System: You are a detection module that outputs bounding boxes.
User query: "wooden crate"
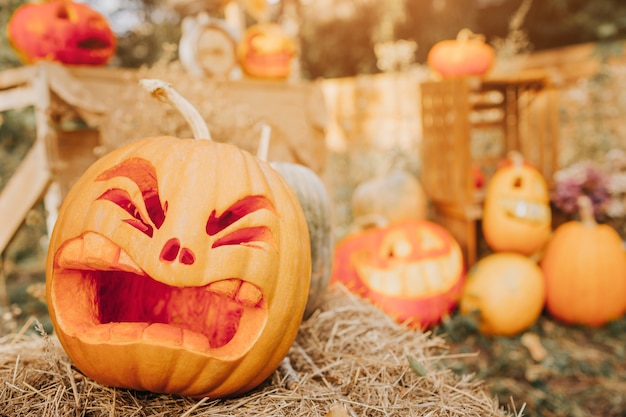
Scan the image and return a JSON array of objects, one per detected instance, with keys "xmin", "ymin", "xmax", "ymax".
[{"xmin": 420, "ymin": 71, "xmax": 559, "ymax": 266}]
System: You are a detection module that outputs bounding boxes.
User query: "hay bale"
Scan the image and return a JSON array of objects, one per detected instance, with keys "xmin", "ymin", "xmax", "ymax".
[{"xmin": 0, "ymin": 286, "xmax": 514, "ymax": 416}]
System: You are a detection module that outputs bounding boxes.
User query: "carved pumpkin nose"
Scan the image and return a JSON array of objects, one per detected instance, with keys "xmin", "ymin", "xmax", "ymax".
[{"xmin": 159, "ymin": 238, "xmax": 195, "ymax": 265}]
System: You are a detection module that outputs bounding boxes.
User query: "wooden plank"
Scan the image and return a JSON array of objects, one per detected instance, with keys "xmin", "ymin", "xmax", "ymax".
[
  {"xmin": 0, "ymin": 85, "xmax": 37, "ymax": 112},
  {"xmin": 0, "ymin": 65, "xmax": 37, "ymax": 90},
  {"xmin": 0, "ymin": 139, "xmax": 51, "ymax": 253}
]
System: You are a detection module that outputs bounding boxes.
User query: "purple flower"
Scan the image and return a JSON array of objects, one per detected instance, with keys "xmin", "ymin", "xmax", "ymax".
[{"xmin": 552, "ymin": 162, "xmax": 611, "ymax": 219}]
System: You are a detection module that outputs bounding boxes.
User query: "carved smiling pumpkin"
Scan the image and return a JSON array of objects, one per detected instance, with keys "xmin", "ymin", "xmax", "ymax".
[
  {"xmin": 331, "ymin": 220, "xmax": 465, "ymax": 329},
  {"xmin": 7, "ymin": 0, "xmax": 116, "ymax": 66},
  {"xmin": 482, "ymin": 153, "xmax": 552, "ymax": 256},
  {"xmin": 45, "ymin": 80, "xmax": 311, "ymax": 398},
  {"xmin": 237, "ymin": 23, "xmax": 295, "ymax": 80}
]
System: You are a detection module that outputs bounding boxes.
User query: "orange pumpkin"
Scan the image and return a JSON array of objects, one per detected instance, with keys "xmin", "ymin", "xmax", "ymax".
[
  {"xmin": 482, "ymin": 153, "xmax": 552, "ymax": 256},
  {"xmin": 459, "ymin": 252, "xmax": 546, "ymax": 336},
  {"xmin": 331, "ymin": 220, "xmax": 465, "ymax": 329},
  {"xmin": 45, "ymin": 80, "xmax": 311, "ymax": 398},
  {"xmin": 541, "ymin": 196, "xmax": 626, "ymax": 326},
  {"xmin": 237, "ymin": 23, "xmax": 295, "ymax": 80},
  {"xmin": 427, "ymin": 28, "xmax": 495, "ymax": 78},
  {"xmin": 7, "ymin": 0, "xmax": 116, "ymax": 66}
]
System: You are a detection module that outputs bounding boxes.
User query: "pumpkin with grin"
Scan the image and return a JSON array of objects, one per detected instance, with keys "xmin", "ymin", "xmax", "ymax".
[
  {"xmin": 7, "ymin": 0, "xmax": 116, "ymax": 65},
  {"xmin": 331, "ymin": 220, "xmax": 465, "ymax": 329},
  {"xmin": 482, "ymin": 152, "xmax": 552, "ymax": 255},
  {"xmin": 45, "ymin": 80, "xmax": 311, "ymax": 398}
]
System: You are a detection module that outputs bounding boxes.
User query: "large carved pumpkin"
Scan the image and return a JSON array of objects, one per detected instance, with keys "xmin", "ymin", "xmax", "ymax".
[
  {"xmin": 482, "ymin": 153, "xmax": 552, "ymax": 256},
  {"xmin": 45, "ymin": 80, "xmax": 311, "ymax": 398},
  {"xmin": 541, "ymin": 196, "xmax": 626, "ymax": 326},
  {"xmin": 331, "ymin": 220, "xmax": 465, "ymax": 329},
  {"xmin": 7, "ymin": 0, "xmax": 116, "ymax": 66}
]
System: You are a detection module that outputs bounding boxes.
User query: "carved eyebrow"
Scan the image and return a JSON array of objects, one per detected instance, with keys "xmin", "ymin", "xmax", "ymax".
[
  {"xmin": 95, "ymin": 157, "xmax": 166, "ymax": 229},
  {"xmin": 97, "ymin": 188, "xmax": 155, "ymax": 237},
  {"xmin": 206, "ymin": 195, "xmax": 276, "ymax": 236}
]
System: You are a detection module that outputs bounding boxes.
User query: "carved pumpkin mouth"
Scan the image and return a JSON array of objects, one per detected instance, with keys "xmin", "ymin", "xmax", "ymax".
[
  {"xmin": 354, "ymin": 249, "xmax": 463, "ymax": 298},
  {"xmin": 50, "ymin": 232, "xmax": 267, "ymax": 360},
  {"xmin": 77, "ymin": 37, "xmax": 113, "ymax": 51},
  {"xmin": 499, "ymin": 198, "xmax": 550, "ymax": 223},
  {"xmin": 351, "ymin": 228, "xmax": 464, "ymax": 298}
]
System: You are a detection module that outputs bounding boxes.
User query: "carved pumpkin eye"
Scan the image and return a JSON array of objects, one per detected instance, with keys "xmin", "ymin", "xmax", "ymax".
[
  {"xmin": 207, "ymin": 195, "xmax": 277, "ymax": 249},
  {"xmin": 97, "ymin": 188, "xmax": 154, "ymax": 237}
]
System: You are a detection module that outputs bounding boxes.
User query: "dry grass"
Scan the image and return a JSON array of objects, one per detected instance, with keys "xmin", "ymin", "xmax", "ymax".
[{"xmin": 0, "ymin": 285, "xmax": 518, "ymax": 417}]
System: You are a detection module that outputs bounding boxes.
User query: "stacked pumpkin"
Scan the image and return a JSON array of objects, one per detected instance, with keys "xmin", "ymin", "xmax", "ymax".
[
  {"xmin": 459, "ymin": 153, "xmax": 550, "ymax": 336},
  {"xmin": 427, "ymin": 28, "xmax": 495, "ymax": 78},
  {"xmin": 331, "ymin": 170, "xmax": 466, "ymax": 329}
]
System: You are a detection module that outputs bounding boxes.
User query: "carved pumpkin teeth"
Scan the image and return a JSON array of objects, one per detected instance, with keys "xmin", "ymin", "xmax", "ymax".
[
  {"xmin": 53, "ymin": 233, "xmax": 267, "ymax": 357},
  {"xmin": 206, "ymin": 279, "xmax": 264, "ymax": 307},
  {"xmin": 57, "ymin": 232, "xmax": 143, "ymax": 274},
  {"xmin": 236, "ymin": 282, "xmax": 264, "ymax": 307},
  {"xmin": 499, "ymin": 198, "xmax": 550, "ymax": 223},
  {"xmin": 355, "ymin": 245, "xmax": 464, "ymax": 297},
  {"xmin": 206, "ymin": 278, "xmax": 240, "ymax": 298}
]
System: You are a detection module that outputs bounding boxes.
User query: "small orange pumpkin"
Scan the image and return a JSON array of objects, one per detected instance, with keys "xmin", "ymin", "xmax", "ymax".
[
  {"xmin": 482, "ymin": 153, "xmax": 552, "ymax": 256},
  {"xmin": 45, "ymin": 80, "xmax": 311, "ymax": 398},
  {"xmin": 541, "ymin": 196, "xmax": 626, "ymax": 326},
  {"xmin": 237, "ymin": 23, "xmax": 295, "ymax": 80},
  {"xmin": 427, "ymin": 28, "xmax": 495, "ymax": 78},
  {"xmin": 331, "ymin": 220, "xmax": 465, "ymax": 329},
  {"xmin": 7, "ymin": 0, "xmax": 116, "ymax": 66},
  {"xmin": 459, "ymin": 252, "xmax": 546, "ymax": 336}
]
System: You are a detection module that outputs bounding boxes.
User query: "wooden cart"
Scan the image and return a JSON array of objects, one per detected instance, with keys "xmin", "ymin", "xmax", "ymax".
[{"xmin": 420, "ymin": 71, "xmax": 560, "ymax": 266}]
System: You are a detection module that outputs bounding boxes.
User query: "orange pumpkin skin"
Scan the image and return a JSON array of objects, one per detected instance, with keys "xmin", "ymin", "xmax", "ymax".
[
  {"xmin": 237, "ymin": 23, "xmax": 295, "ymax": 80},
  {"xmin": 331, "ymin": 220, "xmax": 465, "ymax": 329},
  {"xmin": 460, "ymin": 253, "xmax": 545, "ymax": 336},
  {"xmin": 482, "ymin": 158, "xmax": 551, "ymax": 256},
  {"xmin": 7, "ymin": 1, "xmax": 116, "ymax": 65},
  {"xmin": 541, "ymin": 207, "xmax": 626, "ymax": 326},
  {"xmin": 427, "ymin": 30, "xmax": 495, "ymax": 78},
  {"xmin": 46, "ymin": 137, "xmax": 311, "ymax": 398}
]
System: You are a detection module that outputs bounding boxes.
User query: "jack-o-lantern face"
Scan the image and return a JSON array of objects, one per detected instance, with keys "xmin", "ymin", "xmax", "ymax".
[
  {"xmin": 237, "ymin": 23, "xmax": 295, "ymax": 80},
  {"xmin": 46, "ymin": 137, "xmax": 311, "ymax": 398},
  {"xmin": 7, "ymin": 1, "xmax": 116, "ymax": 65},
  {"xmin": 331, "ymin": 220, "xmax": 465, "ymax": 329},
  {"xmin": 482, "ymin": 157, "xmax": 551, "ymax": 255}
]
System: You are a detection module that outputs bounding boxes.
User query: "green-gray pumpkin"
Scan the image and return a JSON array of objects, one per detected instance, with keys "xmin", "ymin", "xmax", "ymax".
[{"xmin": 271, "ymin": 162, "xmax": 334, "ymax": 318}]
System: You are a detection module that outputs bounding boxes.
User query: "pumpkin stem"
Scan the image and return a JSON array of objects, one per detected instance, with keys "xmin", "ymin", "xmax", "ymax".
[
  {"xmin": 139, "ymin": 78, "xmax": 212, "ymax": 141},
  {"xmin": 456, "ymin": 28, "xmax": 485, "ymax": 43},
  {"xmin": 256, "ymin": 124, "xmax": 272, "ymax": 162},
  {"xmin": 577, "ymin": 195, "xmax": 597, "ymax": 228},
  {"xmin": 508, "ymin": 150, "xmax": 524, "ymax": 169}
]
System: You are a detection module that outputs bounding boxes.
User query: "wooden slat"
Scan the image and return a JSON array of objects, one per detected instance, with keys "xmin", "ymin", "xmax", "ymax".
[
  {"xmin": 0, "ymin": 139, "xmax": 51, "ymax": 252},
  {"xmin": 0, "ymin": 65, "xmax": 37, "ymax": 90},
  {"xmin": 0, "ymin": 85, "xmax": 37, "ymax": 112}
]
